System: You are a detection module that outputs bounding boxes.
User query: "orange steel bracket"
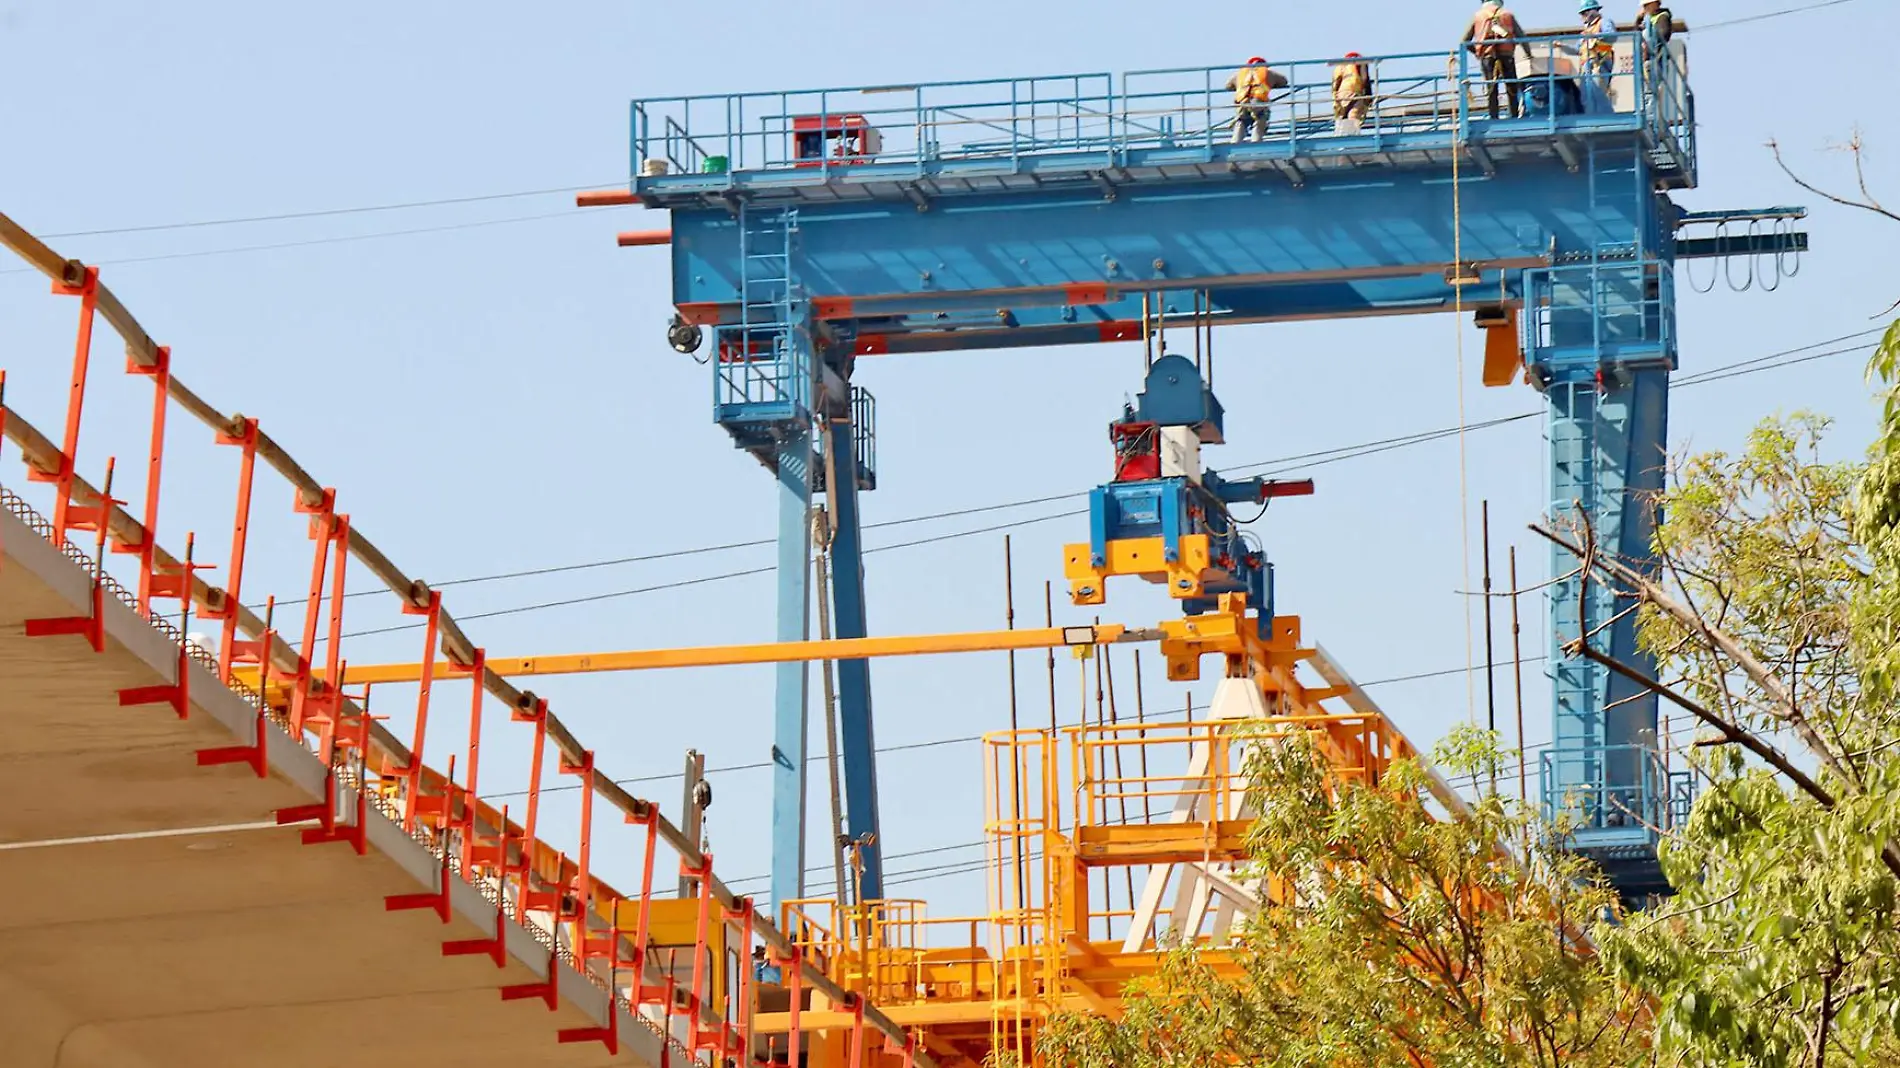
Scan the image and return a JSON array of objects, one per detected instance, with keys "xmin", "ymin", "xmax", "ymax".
[
  {"xmin": 25, "ymin": 462, "xmax": 120, "ymax": 654},
  {"xmin": 32, "ymin": 265, "xmax": 99, "ymax": 545},
  {"xmin": 556, "ymin": 1010, "xmax": 621, "ymax": 1055},
  {"xmin": 846, "ymin": 995, "xmax": 867, "ymax": 1068},
  {"xmin": 617, "ymin": 229, "xmax": 672, "ymax": 247},
  {"xmin": 1481, "ymin": 307, "xmax": 1523, "ymax": 387},
  {"xmin": 196, "ymin": 689, "xmax": 271, "ymax": 778},
  {"xmin": 276, "ymin": 767, "xmax": 369, "ymax": 855},
  {"xmin": 725, "ymin": 896, "xmax": 759, "ymax": 1058},
  {"xmin": 577, "ymin": 189, "xmax": 638, "ymax": 207},
  {"xmin": 500, "ymin": 945, "xmax": 562, "ymax": 1012},
  {"xmin": 511, "ymin": 696, "xmax": 553, "ymax": 924},
  {"xmin": 684, "ymin": 852, "xmax": 717, "ymax": 1051},
  {"xmin": 626, "ymin": 805, "xmax": 662, "ymax": 1016},
  {"xmin": 442, "ymin": 901, "xmax": 511, "ymax": 969},
  {"xmin": 288, "ymin": 491, "xmax": 341, "ymax": 735},
  {"xmin": 119, "ymin": 532, "xmax": 212, "ymax": 719},
  {"xmin": 201, "ymin": 418, "xmax": 260, "ymax": 682},
  {"xmin": 385, "ymin": 848, "xmax": 457, "ymax": 925},
  {"xmin": 395, "ymin": 589, "xmax": 444, "ymax": 833},
  {"xmin": 449, "ymin": 648, "xmax": 488, "ymax": 871},
  {"xmin": 115, "ymin": 345, "xmax": 173, "ymax": 616}
]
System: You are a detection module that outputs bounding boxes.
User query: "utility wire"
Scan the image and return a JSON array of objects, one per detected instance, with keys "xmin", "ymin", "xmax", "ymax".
[
  {"xmin": 1, "ymin": 209, "xmax": 618, "ymax": 275},
  {"xmin": 38, "ymin": 181, "xmax": 626, "ymax": 239},
  {"xmin": 1698, "ymin": 0, "xmax": 1860, "ymax": 31},
  {"xmin": 301, "ymin": 328, "xmax": 1871, "ymax": 632}
]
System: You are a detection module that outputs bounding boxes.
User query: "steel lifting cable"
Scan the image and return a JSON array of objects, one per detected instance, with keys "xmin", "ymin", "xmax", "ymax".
[{"xmin": 1450, "ymin": 74, "xmax": 1479, "ymax": 727}]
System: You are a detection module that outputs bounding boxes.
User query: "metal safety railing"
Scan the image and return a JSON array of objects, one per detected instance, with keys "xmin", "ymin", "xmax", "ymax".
[
  {"xmin": 629, "ymin": 33, "xmax": 1689, "ymax": 183},
  {"xmin": 0, "ymin": 211, "xmax": 933, "ymax": 1068},
  {"xmin": 1523, "ymin": 258, "xmax": 1678, "ymax": 373},
  {"xmin": 1541, "ymin": 743, "xmax": 1696, "ymax": 844}
]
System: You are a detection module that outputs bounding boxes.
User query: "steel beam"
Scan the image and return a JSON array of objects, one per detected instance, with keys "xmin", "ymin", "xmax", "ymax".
[
  {"xmin": 824, "ymin": 416, "xmax": 882, "ymax": 900},
  {"xmin": 243, "ymin": 623, "xmax": 1143, "ymax": 688},
  {"xmin": 771, "ymin": 430, "xmax": 815, "ymax": 913}
]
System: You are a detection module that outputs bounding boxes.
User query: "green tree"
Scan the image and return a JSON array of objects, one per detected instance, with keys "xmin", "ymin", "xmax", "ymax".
[
  {"xmin": 1551, "ymin": 412, "xmax": 1900, "ymax": 1067},
  {"xmin": 1037, "ymin": 728, "xmax": 1646, "ymax": 1068}
]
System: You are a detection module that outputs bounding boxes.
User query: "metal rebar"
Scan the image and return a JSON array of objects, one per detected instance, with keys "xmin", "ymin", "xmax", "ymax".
[
  {"xmin": 1481, "ymin": 500, "xmax": 1498, "ymax": 794},
  {"xmin": 1510, "ymin": 546, "xmax": 1529, "ymax": 804}
]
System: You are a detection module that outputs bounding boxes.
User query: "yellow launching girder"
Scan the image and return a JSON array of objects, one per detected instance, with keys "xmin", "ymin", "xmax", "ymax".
[{"xmin": 233, "ymin": 621, "xmax": 1174, "ymax": 691}]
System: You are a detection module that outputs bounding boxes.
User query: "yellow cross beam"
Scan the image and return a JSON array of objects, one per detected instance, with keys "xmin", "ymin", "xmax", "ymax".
[{"xmin": 232, "ymin": 622, "xmax": 1164, "ymax": 691}]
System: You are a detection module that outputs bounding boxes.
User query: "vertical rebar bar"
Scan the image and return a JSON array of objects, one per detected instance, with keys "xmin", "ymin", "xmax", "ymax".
[
  {"xmin": 1482, "ymin": 500, "xmax": 1498, "ymax": 794},
  {"xmin": 1003, "ymin": 535, "xmax": 1027, "ymax": 918},
  {"xmin": 1510, "ymin": 546, "xmax": 1529, "ymax": 804}
]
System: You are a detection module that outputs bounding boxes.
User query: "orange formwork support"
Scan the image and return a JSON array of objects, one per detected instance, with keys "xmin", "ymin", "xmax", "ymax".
[
  {"xmin": 626, "ymin": 806, "xmax": 662, "ymax": 1017},
  {"xmin": 511, "ymin": 697, "xmax": 552, "ymax": 925},
  {"xmin": 396, "ymin": 589, "xmax": 444, "ymax": 833},
  {"xmin": 450, "ymin": 648, "xmax": 489, "ymax": 872},
  {"xmin": 117, "ymin": 344, "xmax": 172, "ymax": 617},
  {"xmin": 200, "ymin": 418, "xmax": 261, "ymax": 683},
  {"xmin": 30, "ymin": 265, "xmax": 99, "ymax": 546},
  {"xmin": 118, "ymin": 532, "xmax": 212, "ymax": 720},
  {"xmin": 385, "ymin": 848, "xmax": 457, "ymax": 925},
  {"xmin": 24, "ymin": 459, "xmax": 121, "ymax": 654},
  {"xmin": 275, "ymin": 766, "xmax": 369, "ymax": 855}
]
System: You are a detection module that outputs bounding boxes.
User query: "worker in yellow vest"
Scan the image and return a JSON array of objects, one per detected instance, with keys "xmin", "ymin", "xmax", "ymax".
[
  {"xmin": 1579, "ymin": 0, "xmax": 1615, "ymax": 95},
  {"xmin": 1225, "ymin": 57, "xmax": 1289, "ymax": 143},
  {"xmin": 1462, "ymin": 1, "xmax": 1533, "ymax": 119},
  {"xmin": 1332, "ymin": 52, "xmax": 1373, "ymax": 135}
]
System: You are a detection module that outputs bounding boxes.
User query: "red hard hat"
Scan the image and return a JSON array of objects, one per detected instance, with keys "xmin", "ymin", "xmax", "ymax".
[
  {"xmin": 1345, "ymin": 51, "xmax": 1362, "ymax": 58},
  {"xmin": 1248, "ymin": 56, "xmax": 1265, "ymax": 64}
]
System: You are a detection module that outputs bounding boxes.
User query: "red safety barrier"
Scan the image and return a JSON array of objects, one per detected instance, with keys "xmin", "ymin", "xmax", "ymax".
[
  {"xmin": 202, "ymin": 417, "xmax": 260, "ymax": 680},
  {"xmin": 24, "ymin": 458, "xmax": 119, "ymax": 653},
  {"xmin": 275, "ymin": 767, "xmax": 368, "ymax": 855},
  {"xmin": 396, "ymin": 589, "xmax": 443, "ymax": 833},
  {"xmin": 32, "ymin": 265, "xmax": 99, "ymax": 545}
]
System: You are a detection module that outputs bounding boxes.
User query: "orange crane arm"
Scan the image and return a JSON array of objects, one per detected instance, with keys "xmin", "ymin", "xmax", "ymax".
[{"xmin": 236, "ymin": 623, "xmax": 1159, "ymax": 689}]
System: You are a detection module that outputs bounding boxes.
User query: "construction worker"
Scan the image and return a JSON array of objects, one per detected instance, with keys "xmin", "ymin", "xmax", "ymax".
[
  {"xmin": 1462, "ymin": 1, "xmax": 1534, "ymax": 119},
  {"xmin": 1579, "ymin": 0, "xmax": 1615, "ymax": 96},
  {"xmin": 1638, "ymin": 0, "xmax": 1674, "ymax": 49},
  {"xmin": 1332, "ymin": 52, "xmax": 1373, "ymax": 134},
  {"xmin": 1226, "ymin": 57, "xmax": 1288, "ymax": 144}
]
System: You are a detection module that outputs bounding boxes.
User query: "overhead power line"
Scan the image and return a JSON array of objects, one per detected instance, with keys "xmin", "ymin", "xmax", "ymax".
[
  {"xmin": 38, "ymin": 181, "xmax": 627, "ymax": 239},
  {"xmin": 302, "ymin": 327, "xmax": 1880, "ymax": 636},
  {"xmin": 1698, "ymin": 0, "xmax": 1860, "ymax": 31}
]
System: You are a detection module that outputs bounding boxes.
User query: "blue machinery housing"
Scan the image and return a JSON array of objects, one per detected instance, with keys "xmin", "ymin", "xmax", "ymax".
[{"xmin": 622, "ymin": 31, "xmax": 1807, "ymax": 908}]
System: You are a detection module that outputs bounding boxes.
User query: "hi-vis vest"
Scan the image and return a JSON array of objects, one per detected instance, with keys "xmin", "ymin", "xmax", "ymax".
[
  {"xmin": 1234, "ymin": 65, "xmax": 1274, "ymax": 103},
  {"xmin": 1474, "ymin": 5, "xmax": 1515, "ymax": 55},
  {"xmin": 1582, "ymin": 13, "xmax": 1614, "ymax": 59}
]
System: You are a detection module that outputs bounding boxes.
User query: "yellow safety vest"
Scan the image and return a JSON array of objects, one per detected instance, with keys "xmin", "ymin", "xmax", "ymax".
[
  {"xmin": 1582, "ymin": 15, "xmax": 1614, "ymax": 58},
  {"xmin": 1234, "ymin": 66, "xmax": 1273, "ymax": 104}
]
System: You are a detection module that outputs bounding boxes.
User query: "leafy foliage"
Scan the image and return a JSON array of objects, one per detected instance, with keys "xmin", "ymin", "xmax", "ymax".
[
  {"xmin": 1037, "ymin": 728, "xmax": 1645, "ymax": 1068},
  {"xmin": 1598, "ymin": 401, "xmax": 1900, "ymax": 1067}
]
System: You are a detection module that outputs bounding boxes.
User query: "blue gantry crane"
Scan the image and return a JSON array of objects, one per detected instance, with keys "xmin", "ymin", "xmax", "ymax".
[{"xmin": 605, "ymin": 26, "xmax": 1807, "ymax": 909}]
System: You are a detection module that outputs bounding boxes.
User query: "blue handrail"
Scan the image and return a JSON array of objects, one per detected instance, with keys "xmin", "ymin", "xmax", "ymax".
[{"xmin": 626, "ymin": 33, "xmax": 1688, "ymax": 183}]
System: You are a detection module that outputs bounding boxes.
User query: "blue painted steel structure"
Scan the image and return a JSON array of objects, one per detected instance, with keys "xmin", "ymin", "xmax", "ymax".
[{"xmin": 619, "ymin": 31, "xmax": 1806, "ymax": 908}]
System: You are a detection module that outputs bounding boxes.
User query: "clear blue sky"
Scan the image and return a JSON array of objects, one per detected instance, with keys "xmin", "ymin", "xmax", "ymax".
[{"xmin": 0, "ymin": 0, "xmax": 1892, "ymax": 915}]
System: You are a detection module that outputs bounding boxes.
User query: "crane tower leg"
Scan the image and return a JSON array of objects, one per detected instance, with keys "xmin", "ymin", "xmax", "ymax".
[
  {"xmin": 823, "ymin": 416, "xmax": 882, "ymax": 901},
  {"xmin": 771, "ymin": 431, "xmax": 815, "ymax": 915}
]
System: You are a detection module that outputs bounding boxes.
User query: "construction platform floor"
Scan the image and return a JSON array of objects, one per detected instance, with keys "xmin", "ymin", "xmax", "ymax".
[{"xmin": 0, "ymin": 497, "xmax": 658, "ymax": 1068}]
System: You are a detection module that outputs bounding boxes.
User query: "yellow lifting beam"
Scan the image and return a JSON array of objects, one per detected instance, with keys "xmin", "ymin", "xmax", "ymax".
[{"xmin": 234, "ymin": 622, "xmax": 1160, "ymax": 690}]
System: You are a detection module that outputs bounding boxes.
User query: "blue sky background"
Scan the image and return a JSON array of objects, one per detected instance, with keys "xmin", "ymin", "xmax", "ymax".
[{"xmin": 1, "ymin": 0, "xmax": 1892, "ymax": 916}]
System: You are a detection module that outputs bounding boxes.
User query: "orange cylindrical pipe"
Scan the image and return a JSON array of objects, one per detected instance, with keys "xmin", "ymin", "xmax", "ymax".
[
  {"xmin": 576, "ymin": 189, "xmax": 638, "ymax": 207},
  {"xmin": 616, "ymin": 229, "xmax": 671, "ymax": 247}
]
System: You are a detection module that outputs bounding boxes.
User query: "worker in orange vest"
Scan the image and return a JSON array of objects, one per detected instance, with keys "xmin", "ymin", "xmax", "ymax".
[
  {"xmin": 1332, "ymin": 52, "xmax": 1373, "ymax": 134},
  {"xmin": 1226, "ymin": 57, "xmax": 1289, "ymax": 143},
  {"xmin": 1462, "ymin": 1, "xmax": 1533, "ymax": 119}
]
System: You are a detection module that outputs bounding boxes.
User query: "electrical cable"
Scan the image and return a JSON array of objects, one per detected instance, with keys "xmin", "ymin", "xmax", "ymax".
[
  {"xmin": 38, "ymin": 181, "xmax": 628, "ymax": 239},
  {"xmin": 1697, "ymin": 0, "xmax": 1860, "ymax": 31},
  {"xmin": 301, "ymin": 326, "xmax": 1865, "ymax": 634}
]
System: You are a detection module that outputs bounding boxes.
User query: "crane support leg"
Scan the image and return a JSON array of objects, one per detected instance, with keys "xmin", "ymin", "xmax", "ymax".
[
  {"xmin": 824, "ymin": 417, "xmax": 882, "ymax": 900},
  {"xmin": 772, "ymin": 431, "xmax": 815, "ymax": 915},
  {"xmin": 1544, "ymin": 368, "xmax": 1675, "ymax": 901}
]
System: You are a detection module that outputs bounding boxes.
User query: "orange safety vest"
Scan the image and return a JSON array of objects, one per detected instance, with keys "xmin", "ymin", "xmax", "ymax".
[
  {"xmin": 1581, "ymin": 13, "xmax": 1614, "ymax": 59},
  {"xmin": 1234, "ymin": 65, "xmax": 1274, "ymax": 104},
  {"xmin": 1473, "ymin": 5, "xmax": 1517, "ymax": 56}
]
